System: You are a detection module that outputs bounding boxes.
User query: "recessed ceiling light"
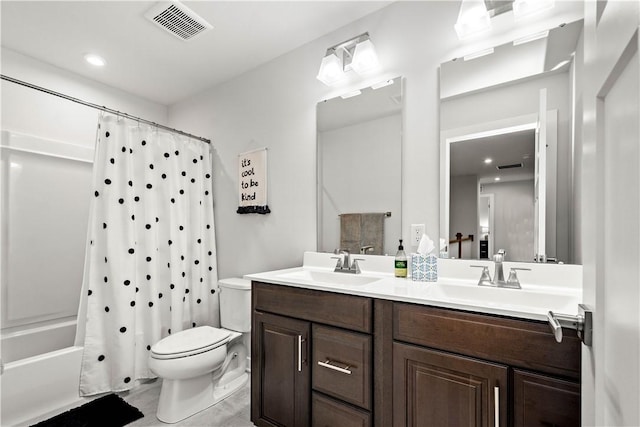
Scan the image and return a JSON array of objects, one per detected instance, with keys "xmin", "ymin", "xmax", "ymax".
[
  {"xmin": 84, "ymin": 54, "xmax": 106, "ymax": 67},
  {"xmin": 484, "ymin": 158, "xmax": 493, "ymax": 164},
  {"xmin": 494, "ymin": 177, "xmax": 501, "ymax": 181}
]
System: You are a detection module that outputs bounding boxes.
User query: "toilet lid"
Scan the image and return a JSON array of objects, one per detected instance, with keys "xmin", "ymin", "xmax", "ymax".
[{"xmin": 151, "ymin": 326, "xmax": 231, "ymax": 359}]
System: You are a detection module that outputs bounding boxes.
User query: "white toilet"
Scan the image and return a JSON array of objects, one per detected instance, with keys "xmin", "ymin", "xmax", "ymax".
[{"xmin": 149, "ymin": 278, "xmax": 251, "ymax": 423}]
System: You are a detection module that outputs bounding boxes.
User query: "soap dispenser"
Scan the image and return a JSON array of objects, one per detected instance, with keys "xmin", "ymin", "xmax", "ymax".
[{"xmin": 395, "ymin": 239, "xmax": 407, "ymax": 278}]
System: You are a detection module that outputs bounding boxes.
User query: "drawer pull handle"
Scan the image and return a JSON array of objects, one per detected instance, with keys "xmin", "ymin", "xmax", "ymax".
[{"xmin": 318, "ymin": 359, "xmax": 352, "ymax": 375}]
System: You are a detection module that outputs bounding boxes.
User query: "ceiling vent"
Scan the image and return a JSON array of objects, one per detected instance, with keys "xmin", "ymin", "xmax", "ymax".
[
  {"xmin": 145, "ymin": 2, "xmax": 212, "ymax": 41},
  {"xmin": 496, "ymin": 162, "xmax": 523, "ymax": 170}
]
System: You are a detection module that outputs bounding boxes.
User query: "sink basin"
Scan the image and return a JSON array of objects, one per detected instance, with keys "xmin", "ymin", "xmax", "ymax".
[
  {"xmin": 426, "ymin": 281, "xmax": 579, "ymax": 313},
  {"xmin": 278, "ymin": 269, "xmax": 382, "ymax": 286}
]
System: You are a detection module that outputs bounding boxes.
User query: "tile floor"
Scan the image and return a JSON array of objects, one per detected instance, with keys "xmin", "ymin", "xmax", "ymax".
[{"xmin": 122, "ymin": 378, "xmax": 255, "ymax": 427}]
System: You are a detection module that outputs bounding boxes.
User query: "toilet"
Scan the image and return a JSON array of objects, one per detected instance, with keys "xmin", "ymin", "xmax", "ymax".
[{"xmin": 149, "ymin": 278, "xmax": 251, "ymax": 423}]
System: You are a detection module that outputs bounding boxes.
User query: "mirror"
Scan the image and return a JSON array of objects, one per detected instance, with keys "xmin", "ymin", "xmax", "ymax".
[
  {"xmin": 317, "ymin": 77, "xmax": 403, "ymax": 256},
  {"xmin": 440, "ymin": 20, "xmax": 583, "ymax": 263}
]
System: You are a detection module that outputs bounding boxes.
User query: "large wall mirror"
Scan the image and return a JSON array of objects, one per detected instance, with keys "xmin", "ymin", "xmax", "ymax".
[
  {"xmin": 317, "ymin": 77, "xmax": 403, "ymax": 256},
  {"xmin": 440, "ymin": 20, "xmax": 583, "ymax": 264}
]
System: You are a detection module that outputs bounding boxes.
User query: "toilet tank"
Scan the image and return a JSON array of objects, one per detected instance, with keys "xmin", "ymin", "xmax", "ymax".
[{"xmin": 218, "ymin": 278, "xmax": 251, "ymax": 332}]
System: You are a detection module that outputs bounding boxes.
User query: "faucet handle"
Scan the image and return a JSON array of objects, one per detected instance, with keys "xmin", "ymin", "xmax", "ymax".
[
  {"xmin": 507, "ymin": 267, "xmax": 531, "ymax": 287},
  {"xmin": 330, "ymin": 256, "xmax": 343, "ymax": 269},
  {"xmin": 470, "ymin": 265, "xmax": 492, "ymax": 284},
  {"xmin": 352, "ymin": 258, "xmax": 365, "ymax": 273}
]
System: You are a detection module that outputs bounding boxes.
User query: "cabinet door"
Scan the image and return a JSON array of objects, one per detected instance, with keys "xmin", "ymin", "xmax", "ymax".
[
  {"xmin": 252, "ymin": 311, "xmax": 310, "ymax": 427},
  {"xmin": 393, "ymin": 342, "xmax": 508, "ymax": 427},
  {"xmin": 513, "ymin": 369, "xmax": 580, "ymax": 427}
]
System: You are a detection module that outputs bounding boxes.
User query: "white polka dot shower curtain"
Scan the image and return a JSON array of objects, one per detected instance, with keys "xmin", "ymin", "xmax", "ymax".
[{"xmin": 77, "ymin": 115, "xmax": 219, "ymax": 396}]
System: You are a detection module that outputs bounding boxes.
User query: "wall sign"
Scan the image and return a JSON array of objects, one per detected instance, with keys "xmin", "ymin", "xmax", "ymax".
[{"xmin": 237, "ymin": 147, "xmax": 270, "ymax": 214}]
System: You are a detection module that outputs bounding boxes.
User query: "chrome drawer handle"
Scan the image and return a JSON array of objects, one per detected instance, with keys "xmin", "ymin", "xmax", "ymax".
[{"xmin": 317, "ymin": 359, "xmax": 352, "ymax": 375}]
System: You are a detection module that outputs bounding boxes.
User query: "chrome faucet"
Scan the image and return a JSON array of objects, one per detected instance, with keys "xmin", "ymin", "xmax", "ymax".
[
  {"xmin": 471, "ymin": 249, "xmax": 530, "ymax": 289},
  {"xmin": 331, "ymin": 249, "xmax": 364, "ymax": 274},
  {"xmin": 360, "ymin": 245, "xmax": 374, "ymax": 254},
  {"xmin": 493, "ymin": 249, "xmax": 506, "ymax": 285}
]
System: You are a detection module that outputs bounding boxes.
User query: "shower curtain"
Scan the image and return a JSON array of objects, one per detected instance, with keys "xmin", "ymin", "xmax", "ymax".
[{"xmin": 78, "ymin": 115, "xmax": 218, "ymax": 396}]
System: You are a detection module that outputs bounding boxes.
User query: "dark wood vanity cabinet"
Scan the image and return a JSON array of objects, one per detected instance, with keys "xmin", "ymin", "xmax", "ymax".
[
  {"xmin": 393, "ymin": 302, "xmax": 581, "ymax": 427},
  {"xmin": 251, "ymin": 281, "xmax": 374, "ymax": 427},
  {"xmin": 252, "ymin": 281, "xmax": 581, "ymax": 427}
]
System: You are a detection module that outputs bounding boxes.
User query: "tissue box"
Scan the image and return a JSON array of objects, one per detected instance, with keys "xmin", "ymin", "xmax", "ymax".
[{"xmin": 411, "ymin": 254, "xmax": 438, "ymax": 282}]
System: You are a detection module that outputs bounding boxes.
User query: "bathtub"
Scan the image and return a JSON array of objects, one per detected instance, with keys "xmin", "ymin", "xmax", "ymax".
[{"xmin": 1, "ymin": 321, "xmax": 87, "ymax": 426}]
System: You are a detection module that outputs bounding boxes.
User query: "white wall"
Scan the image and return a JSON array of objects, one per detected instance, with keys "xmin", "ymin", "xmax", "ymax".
[
  {"xmin": 1, "ymin": 48, "xmax": 168, "ymax": 146},
  {"xmin": 318, "ymin": 114, "xmax": 401, "ymax": 256},
  {"xmin": 168, "ymin": 1, "xmax": 582, "ymax": 279},
  {"xmin": 167, "ymin": 1, "xmax": 461, "ymax": 279}
]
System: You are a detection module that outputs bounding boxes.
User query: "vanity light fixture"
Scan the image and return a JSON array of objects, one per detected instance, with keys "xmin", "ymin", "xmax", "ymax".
[
  {"xmin": 512, "ymin": 0, "xmax": 555, "ymax": 20},
  {"xmin": 84, "ymin": 53, "xmax": 106, "ymax": 67},
  {"xmin": 454, "ymin": 0, "xmax": 491, "ymax": 40},
  {"xmin": 316, "ymin": 50, "xmax": 344, "ymax": 85},
  {"xmin": 350, "ymin": 38, "xmax": 380, "ymax": 74},
  {"xmin": 463, "ymin": 47, "xmax": 494, "ymax": 61},
  {"xmin": 513, "ymin": 30, "xmax": 549, "ymax": 46},
  {"xmin": 316, "ymin": 32, "xmax": 381, "ymax": 86}
]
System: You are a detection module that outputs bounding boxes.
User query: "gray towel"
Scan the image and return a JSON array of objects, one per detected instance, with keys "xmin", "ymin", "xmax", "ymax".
[{"xmin": 340, "ymin": 213, "xmax": 385, "ymax": 255}]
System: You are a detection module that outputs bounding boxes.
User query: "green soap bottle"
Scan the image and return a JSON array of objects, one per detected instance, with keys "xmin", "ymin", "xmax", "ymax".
[{"xmin": 395, "ymin": 239, "xmax": 407, "ymax": 278}]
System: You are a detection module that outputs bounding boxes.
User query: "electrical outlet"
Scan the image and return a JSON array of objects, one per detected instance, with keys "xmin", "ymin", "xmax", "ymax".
[{"xmin": 410, "ymin": 224, "xmax": 425, "ymax": 246}]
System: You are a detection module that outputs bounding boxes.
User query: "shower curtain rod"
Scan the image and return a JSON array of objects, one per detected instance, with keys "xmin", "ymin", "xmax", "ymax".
[{"xmin": 1, "ymin": 74, "xmax": 211, "ymax": 144}]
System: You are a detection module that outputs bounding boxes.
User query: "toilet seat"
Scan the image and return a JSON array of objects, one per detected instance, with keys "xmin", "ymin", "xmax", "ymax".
[{"xmin": 151, "ymin": 326, "xmax": 231, "ymax": 360}]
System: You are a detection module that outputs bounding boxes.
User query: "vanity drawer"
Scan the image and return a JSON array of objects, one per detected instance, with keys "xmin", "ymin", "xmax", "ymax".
[
  {"xmin": 252, "ymin": 281, "xmax": 372, "ymax": 333},
  {"xmin": 393, "ymin": 302, "xmax": 581, "ymax": 379},
  {"xmin": 312, "ymin": 392, "xmax": 371, "ymax": 427},
  {"xmin": 312, "ymin": 324, "xmax": 372, "ymax": 410}
]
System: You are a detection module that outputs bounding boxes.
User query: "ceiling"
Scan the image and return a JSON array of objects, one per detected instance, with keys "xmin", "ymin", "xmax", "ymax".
[
  {"xmin": 0, "ymin": 1, "xmax": 393, "ymax": 106},
  {"xmin": 450, "ymin": 129, "xmax": 536, "ymax": 183}
]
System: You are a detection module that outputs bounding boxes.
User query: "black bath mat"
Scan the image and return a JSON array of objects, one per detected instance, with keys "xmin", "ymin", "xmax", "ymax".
[{"xmin": 31, "ymin": 393, "xmax": 144, "ymax": 427}]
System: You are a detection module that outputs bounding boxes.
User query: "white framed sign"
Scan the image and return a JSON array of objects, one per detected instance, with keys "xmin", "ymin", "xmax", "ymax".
[{"xmin": 237, "ymin": 147, "xmax": 270, "ymax": 214}]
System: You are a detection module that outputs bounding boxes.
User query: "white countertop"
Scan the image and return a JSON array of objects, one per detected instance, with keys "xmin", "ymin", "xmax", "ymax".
[{"xmin": 244, "ymin": 252, "xmax": 583, "ymax": 322}]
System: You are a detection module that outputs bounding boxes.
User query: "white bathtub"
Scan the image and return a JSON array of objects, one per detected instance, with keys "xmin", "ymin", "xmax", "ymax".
[{"xmin": 1, "ymin": 321, "xmax": 87, "ymax": 426}]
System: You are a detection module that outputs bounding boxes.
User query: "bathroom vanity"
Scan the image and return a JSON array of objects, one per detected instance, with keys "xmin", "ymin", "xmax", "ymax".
[{"xmin": 247, "ymin": 252, "xmax": 582, "ymax": 427}]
